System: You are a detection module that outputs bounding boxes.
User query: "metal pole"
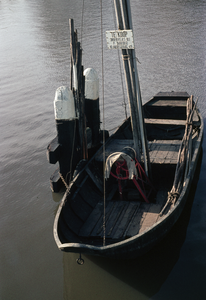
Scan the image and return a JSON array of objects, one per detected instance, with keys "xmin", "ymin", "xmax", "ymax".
[
  {"xmin": 121, "ymin": 0, "xmax": 150, "ymax": 176},
  {"xmin": 114, "ymin": 0, "xmax": 141, "ymax": 161}
]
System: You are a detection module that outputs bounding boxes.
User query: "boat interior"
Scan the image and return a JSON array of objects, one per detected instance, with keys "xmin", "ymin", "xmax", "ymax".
[{"xmin": 57, "ymin": 92, "xmax": 201, "ymax": 246}]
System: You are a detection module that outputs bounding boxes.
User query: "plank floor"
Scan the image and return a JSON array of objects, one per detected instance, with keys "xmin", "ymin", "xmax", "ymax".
[
  {"xmin": 95, "ymin": 139, "xmax": 181, "ymax": 165},
  {"xmin": 148, "ymin": 139, "xmax": 181, "ymax": 164},
  {"xmin": 79, "ymin": 201, "xmax": 162, "ymax": 240}
]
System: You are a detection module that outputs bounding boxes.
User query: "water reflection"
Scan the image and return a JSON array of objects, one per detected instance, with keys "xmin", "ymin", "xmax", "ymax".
[{"xmin": 61, "ymin": 152, "xmax": 202, "ymax": 299}]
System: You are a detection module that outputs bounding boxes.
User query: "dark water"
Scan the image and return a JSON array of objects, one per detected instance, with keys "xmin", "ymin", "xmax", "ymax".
[{"xmin": 0, "ymin": 0, "xmax": 206, "ymax": 299}]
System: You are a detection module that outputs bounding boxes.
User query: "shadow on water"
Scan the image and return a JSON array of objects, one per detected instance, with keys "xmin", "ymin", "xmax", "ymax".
[{"xmin": 61, "ymin": 150, "xmax": 202, "ymax": 299}]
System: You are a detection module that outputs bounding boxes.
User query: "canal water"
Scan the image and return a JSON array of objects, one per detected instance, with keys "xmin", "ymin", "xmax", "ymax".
[{"xmin": 0, "ymin": 0, "xmax": 206, "ymax": 299}]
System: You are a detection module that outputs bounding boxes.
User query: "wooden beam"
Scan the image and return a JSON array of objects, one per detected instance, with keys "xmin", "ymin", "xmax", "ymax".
[{"xmin": 144, "ymin": 118, "xmax": 186, "ymax": 126}]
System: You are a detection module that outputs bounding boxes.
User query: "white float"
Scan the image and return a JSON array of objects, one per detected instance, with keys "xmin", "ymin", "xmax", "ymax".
[
  {"xmin": 84, "ymin": 68, "xmax": 99, "ymax": 100},
  {"xmin": 54, "ymin": 86, "xmax": 76, "ymax": 120}
]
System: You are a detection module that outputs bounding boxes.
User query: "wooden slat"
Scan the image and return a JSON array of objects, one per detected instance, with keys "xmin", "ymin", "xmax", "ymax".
[
  {"xmin": 112, "ymin": 202, "xmax": 141, "ymax": 239},
  {"xmin": 79, "ymin": 202, "xmax": 103, "ymax": 237},
  {"xmin": 95, "ymin": 138, "xmax": 182, "ymax": 165},
  {"xmin": 145, "ymin": 118, "xmax": 185, "ymax": 126},
  {"xmin": 91, "ymin": 202, "xmax": 116, "ymax": 237},
  {"xmin": 105, "ymin": 202, "xmax": 128, "ymax": 237},
  {"xmin": 147, "ymin": 100, "xmax": 187, "ymax": 107},
  {"xmin": 139, "ymin": 204, "xmax": 162, "ymax": 233},
  {"xmin": 125, "ymin": 203, "xmax": 151, "ymax": 237},
  {"xmin": 153, "ymin": 92, "xmax": 189, "ymax": 98},
  {"xmin": 78, "ymin": 201, "xmax": 164, "ymax": 239},
  {"xmin": 148, "ymin": 140, "xmax": 181, "ymax": 164}
]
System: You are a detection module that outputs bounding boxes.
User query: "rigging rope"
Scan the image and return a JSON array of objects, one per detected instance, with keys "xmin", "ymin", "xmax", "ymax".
[{"xmin": 159, "ymin": 96, "xmax": 198, "ymax": 216}]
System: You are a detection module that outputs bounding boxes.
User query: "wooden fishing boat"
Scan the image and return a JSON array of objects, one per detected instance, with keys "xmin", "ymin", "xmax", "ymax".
[
  {"xmin": 53, "ymin": 92, "xmax": 203, "ymax": 258},
  {"xmin": 48, "ymin": 0, "xmax": 203, "ymax": 259}
]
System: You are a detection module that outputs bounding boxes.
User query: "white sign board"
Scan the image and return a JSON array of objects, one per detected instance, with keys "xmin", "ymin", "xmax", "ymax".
[{"xmin": 106, "ymin": 30, "xmax": 134, "ymax": 49}]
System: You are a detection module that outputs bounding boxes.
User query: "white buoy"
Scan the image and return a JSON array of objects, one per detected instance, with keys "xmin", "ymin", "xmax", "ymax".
[
  {"xmin": 84, "ymin": 68, "xmax": 99, "ymax": 100},
  {"xmin": 54, "ymin": 86, "xmax": 76, "ymax": 120},
  {"xmin": 84, "ymin": 68, "xmax": 100, "ymax": 145}
]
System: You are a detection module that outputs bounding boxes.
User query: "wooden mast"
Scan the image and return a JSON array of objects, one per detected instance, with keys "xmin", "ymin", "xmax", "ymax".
[
  {"xmin": 69, "ymin": 19, "xmax": 88, "ymax": 160},
  {"xmin": 113, "ymin": 0, "xmax": 151, "ymax": 176}
]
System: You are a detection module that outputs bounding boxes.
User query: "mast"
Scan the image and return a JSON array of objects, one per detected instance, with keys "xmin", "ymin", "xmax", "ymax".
[
  {"xmin": 113, "ymin": 0, "xmax": 150, "ymax": 176},
  {"xmin": 69, "ymin": 19, "xmax": 88, "ymax": 160}
]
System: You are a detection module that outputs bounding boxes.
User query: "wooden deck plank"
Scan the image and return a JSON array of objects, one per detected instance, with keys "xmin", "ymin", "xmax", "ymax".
[
  {"xmin": 125, "ymin": 203, "xmax": 151, "ymax": 237},
  {"xmin": 149, "ymin": 140, "xmax": 181, "ymax": 164},
  {"xmin": 145, "ymin": 118, "xmax": 185, "ymax": 126},
  {"xmin": 104, "ymin": 202, "xmax": 128, "ymax": 238},
  {"xmin": 139, "ymin": 204, "xmax": 162, "ymax": 233},
  {"xmin": 90, "ymin": 202, "xmax": 115, "ymax": 237},
  {"xmin": 154, "ymin": 92, "xmax": 189, "ymax": 98},
  {"xmin": 95, "ymin": 139, "xmax": 181, "ymax": 165},
  {"xmin": 78, "ymin": 201, "xmax": 165, "ymax": 239},
  {"xmin": 146, "ymin": 100, "xmax": 187, "ymax": 107},
  {"xmin": 112, "ymin": 202, "xmax": 141, "ymax": 239},
  {"xmin": 79, "ymin": 202, "xmax": 103, "ymax": 237}
]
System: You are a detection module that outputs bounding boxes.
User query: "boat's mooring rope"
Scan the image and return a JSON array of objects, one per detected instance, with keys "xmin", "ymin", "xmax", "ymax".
[{"xmin": 59, "ymin": 172, "xmax": 69, "ymax": 189}]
